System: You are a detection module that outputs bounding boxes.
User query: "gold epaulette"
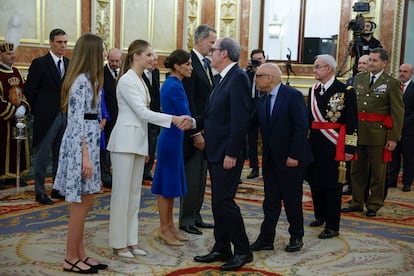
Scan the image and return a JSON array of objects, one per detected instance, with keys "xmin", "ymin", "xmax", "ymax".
[{"xmin": 345, "ymin": 132, "xmax": 358, "ymax": 146}]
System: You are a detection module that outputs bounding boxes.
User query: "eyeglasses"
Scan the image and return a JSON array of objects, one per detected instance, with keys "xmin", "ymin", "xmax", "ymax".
[
  {"xmin": 255, "ymin": 74, "xmax": 271, "ymax": 78},
  {"xmin": 209, "ymin": 47, "xmax": 222, "ymax": 55},
  {"xmin": 313, "ymin": 64, "xmax": 329, "ymax": 70}
]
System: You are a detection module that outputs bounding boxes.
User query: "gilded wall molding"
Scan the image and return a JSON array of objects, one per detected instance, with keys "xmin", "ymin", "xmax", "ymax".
[
  {"xmin": 185, "ymin": 0, "xmax": 200, "ymax": 50},
  {"xmin": 92, "ymin": 0, "xmax": 114, "ymax": 49},
  {"xmin": 216, "ymin": 0, "xmax": 239, "ymax": 39},
  {"xmin": 391, "ymin": 0, "xmax": 404, "ymax": 76}
]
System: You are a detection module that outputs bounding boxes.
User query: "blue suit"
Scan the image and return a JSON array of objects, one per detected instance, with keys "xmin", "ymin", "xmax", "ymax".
[
  {"xmin": 203, "ymin": 64, "xmax": 251, "ymax": 255},
  {"xmin": 253, "ymin": 84, "xmax": 312, "ymax": 243}
]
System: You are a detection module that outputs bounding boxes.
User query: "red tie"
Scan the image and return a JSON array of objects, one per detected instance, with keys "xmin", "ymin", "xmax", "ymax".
[{"xmin": 401, "ymin": 83, "xmax": 405, "ymax": 94}]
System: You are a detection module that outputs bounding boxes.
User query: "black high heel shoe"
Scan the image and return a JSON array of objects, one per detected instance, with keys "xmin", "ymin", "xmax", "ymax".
[
  {"xmin": 63, "ymin": 259, "xmax": 98, "ymax": 274},
  {"xmin": 83, "ymin": 257, "xmax": 108, "ymax": 270}
]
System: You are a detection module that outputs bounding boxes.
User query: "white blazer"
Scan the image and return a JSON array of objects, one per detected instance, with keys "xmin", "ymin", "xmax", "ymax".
[{"xmin": 107, "ymin": 69, "xmax": 172, "ymax": 155}]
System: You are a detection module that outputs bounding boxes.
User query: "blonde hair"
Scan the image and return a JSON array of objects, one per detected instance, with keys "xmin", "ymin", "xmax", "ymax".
[
  {"xmin": 61, "ymin": 33, "xmax": 104, "ymax": 112},
  {"xmin": 120, "ymin": 39, "xmax": 150, "ymax": 76}
]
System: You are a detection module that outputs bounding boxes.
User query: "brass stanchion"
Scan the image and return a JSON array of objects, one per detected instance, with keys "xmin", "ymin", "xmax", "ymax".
[{"xmin": 12, "ymin": 118, "xmax": 27, "ymax": 192}]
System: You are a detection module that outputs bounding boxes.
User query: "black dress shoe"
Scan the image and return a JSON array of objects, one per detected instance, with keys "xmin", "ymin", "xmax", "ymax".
[
  {"xmin": 51, "ymin": 189, "xmax": 65, "ymax": 200},
  {"xmin": 309, "ymin": 218, "xmax": 325, "ymax": 227},
  {"xmin": 402, "ymin": 185, "xmax": 411, "ymax": 192},
  {"xmin": 194, "ymin": 251, "xmax": 232, "ymax": 263},
  {"xmin": 179, "ymin": 225, "xmax": 202, "ymax": 235},
  {"xmin": 366, "ymin": 209, "xmax": 377, "ymax": 217},
  {"xmin": 285, "ymin": 237, "xmax": 303, "ymax": 252},
  {"xmin": 250, "ymin": 240, "xmax": 274, "ymax": 251},
  {"xmin": 341, "ymin": 206, "xmax": 363, "ymax": 212},
  {"xmin": 246, "ymin": 168, "xmax": 259, "ymax": 179},
  {"xmin": 195, "ymin": 221, "xmax": 214, "ymax": 228},
  {"xmin": 36, "ymin": 194, "xmax": 53, "ymax": 205},
  {"xmin": 220, "ymin": 252, "xmax": 253, "ymax": 271},
  {"xmin": 318, "ymin": 229, "xmax": 339, "ymax": 239}
]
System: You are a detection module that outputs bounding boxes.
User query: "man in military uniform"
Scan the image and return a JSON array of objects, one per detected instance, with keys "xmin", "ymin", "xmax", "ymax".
[
  {"xmin": 342, "ymin": 48, "xmax": 404, "ymax": 217},
  {"xmin": 0, "ymin": 42, "xmax": 30, "ymax": 189},
  {"xmin": 307, "ymin": 54, "xmax": 358, "ymax": 239}
]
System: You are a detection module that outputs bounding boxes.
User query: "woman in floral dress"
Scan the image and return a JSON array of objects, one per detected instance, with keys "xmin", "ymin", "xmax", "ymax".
[{"xmin": 53, "ymin": 33, "xmax": 106, "ymax": 274}]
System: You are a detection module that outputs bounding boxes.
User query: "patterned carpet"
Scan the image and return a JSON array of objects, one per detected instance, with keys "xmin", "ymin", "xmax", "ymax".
[{"xmin": 1, "ymin": 166, "xmax": 414, "ymax": 275}]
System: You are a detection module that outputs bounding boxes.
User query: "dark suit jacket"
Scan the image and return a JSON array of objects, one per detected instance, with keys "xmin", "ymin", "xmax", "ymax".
[
  {"xmin": 182, "ymin": 51, "xmax": 214, "ymax": 162},
  {"xmin": 204, "ymin": 64, "xmax": 251, "ymax": 163},
  {"xmin": 403, "ymin": 80, "xmax": 414, "ymax": 136},
  {"xmin": 103, "ymin": 64, "xmax": 118, "ymax": 138},
  {"xmin": 255, "ymin": 84, "xmax": 312, "ymax": 170},
  {"xmin": 25, "ymin": 52, "xmax": 69, "ymax": 147},
  {"xmin": 142, "ymin": 68, "xmax": 161, "ymax": 112}
]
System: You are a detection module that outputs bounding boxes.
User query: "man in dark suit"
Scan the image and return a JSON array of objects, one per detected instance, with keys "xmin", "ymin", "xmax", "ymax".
[
  {"xmin": 101, "ymin": 48, "xmax": 122, "ymax": 188},
  {"xmin": 307, "ymin": 55, "xmax": 358, "ymax": 239},
  {"xmin": 25, "ymin": 29, "xmax": 69, "ymax": 205},
  {"xmin": 179, "ymin": 24, "xmax": 216, "ymax": 235},
  {"xmin": 245, "ymin": 49, "xmax": 266, "ymax": 179},
  {"xmin": 342, "ymin": 48, "xmax": 404, "ymax": 217},
  {"xmin": 142, "ymin": 52, "xmax": 161, "ymax": 181},
  {"xmin": 386, "ymin": 63, "xmax": 414, "ymax": 193},
  {"xmin": 194, "ymin": 37, "xmax": 252, "ymax": 271},
  {"xmin": 249, "ymin": 63, "xmax": 311, "ymax": 252}
]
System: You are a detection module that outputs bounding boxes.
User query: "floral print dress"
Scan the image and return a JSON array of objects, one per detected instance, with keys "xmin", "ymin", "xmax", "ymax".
[{"xmin": 53, "ymin": 73, "xmax": 101, "ymax": 202}]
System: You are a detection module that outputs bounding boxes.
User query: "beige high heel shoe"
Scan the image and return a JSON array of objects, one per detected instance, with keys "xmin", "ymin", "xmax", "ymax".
[
  {"xmin": 157, "ymin": 231, "xmax": 183, "ymax": 246},
  {"xmin": 173, "ymin": 231, "xmax": 189, "ymax": 241}
]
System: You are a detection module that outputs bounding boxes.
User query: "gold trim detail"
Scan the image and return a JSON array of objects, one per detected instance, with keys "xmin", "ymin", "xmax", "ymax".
[
  {"xmin": 216, "ymin": 0, "xmax": 239, "ymax": 39},
  {"xmin": 186, "ymin": 0, "xmax": 199, "ymax": 50},
  {"xmin": 345, "ymin": 133, "xmax": 358, "ymax": 147}
]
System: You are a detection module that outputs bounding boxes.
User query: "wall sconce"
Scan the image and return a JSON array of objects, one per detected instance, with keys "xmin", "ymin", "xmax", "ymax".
[
  {"xmin": 268, "ymin": 14, "xmax": 283, "ymax": 39},
  {"xmin": 269, "ymin": 22, "xmax": 282, "ymax": 38}
]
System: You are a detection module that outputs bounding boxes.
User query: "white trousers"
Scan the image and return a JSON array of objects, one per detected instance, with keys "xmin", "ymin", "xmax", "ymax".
[{"xmin": 109, "ymin": 152, "xmax": 145, "ymax": 249}]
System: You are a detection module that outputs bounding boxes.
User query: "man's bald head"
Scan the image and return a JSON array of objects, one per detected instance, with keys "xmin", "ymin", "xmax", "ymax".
[{"xmin": 254, "ymin": 63, "xmax": 282, "ymax": 93}]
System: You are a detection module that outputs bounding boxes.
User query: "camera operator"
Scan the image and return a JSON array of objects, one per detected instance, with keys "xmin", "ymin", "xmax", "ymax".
[
  {"xmin": 245, "ymin": 49, "xmax": 266, "ymax": 179},
  {"xmin": 354, "ymin": 20, "xmax": 382, "ymax": 56},
  {"xmin": 351, "ymin": 19, "xmax": 382, "ymax": 75}
]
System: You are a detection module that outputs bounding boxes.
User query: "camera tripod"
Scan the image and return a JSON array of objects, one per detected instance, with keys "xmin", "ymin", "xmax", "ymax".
[{"xmin": 336, "ymin": 36, "xmax": 363, "ymax": 78}]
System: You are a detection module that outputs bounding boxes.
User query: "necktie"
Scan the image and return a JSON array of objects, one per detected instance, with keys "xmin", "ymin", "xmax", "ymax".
[
  {"xmin": 202, "ymin": 58, "xmax": 210, "ymax": 70},
  {"xmin": 57, "ymin": 59, "xmax": 62, "ymax": 78},
  {"xmin": 113, "ymin": 69, "xmax": 118, "ymax": 78},
  {"xmin": 266, "ymin": 94, "xmax": 273, "ymax": 121},
  {"xmin": 369, "ymin": 75, "xmax": 375, "ymax": 88},
  {"xmin": 401, "ymin": 83, "xmax": 405, "ymax": 94},
  {"xmin": 214, "ymin": 74, "xmax": 222, "ymax": 85}
]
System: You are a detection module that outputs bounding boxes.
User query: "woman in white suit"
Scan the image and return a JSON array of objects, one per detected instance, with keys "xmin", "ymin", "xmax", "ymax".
[{"xmin": 107, "ymin": 39, "xmax": 190, "ymax": 258}]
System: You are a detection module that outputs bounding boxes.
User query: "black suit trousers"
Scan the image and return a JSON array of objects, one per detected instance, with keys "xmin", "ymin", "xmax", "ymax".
[
  {"xmin": 259, "ymin": 157, "xmax": 304, "ymax": 243},
  {"xmin": 208, "ymin": 156, "xmax": 250, "ymax": 255},
  {"xmin": 387, "ymin": 135, "xmax": 414, "ymax": 188},
  {"xmin": 144, "ymin": 123, "xmax": 160, "ymax": 175}
]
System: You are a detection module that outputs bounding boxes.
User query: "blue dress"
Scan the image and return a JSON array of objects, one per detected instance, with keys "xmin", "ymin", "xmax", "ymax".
[
  {"xmin": 53, "ymin": 73, "xmax": 101, "ymax": 202},
  {"xmin": 151, "ymin": 76, "xmax": 191, "ymax": 198}
]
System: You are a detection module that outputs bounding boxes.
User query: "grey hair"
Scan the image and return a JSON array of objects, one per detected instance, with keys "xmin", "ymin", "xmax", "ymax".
[
  {"xmin": 194, "ymin": 24, "xmax": 216, "ymax": 44},
  {"xmin": 316, "ymin": 54, "xmax": 337, "ymax": 71},
  {"xmin": 219, "ymin": 37, "xmax": 240, "ymax": 62}
]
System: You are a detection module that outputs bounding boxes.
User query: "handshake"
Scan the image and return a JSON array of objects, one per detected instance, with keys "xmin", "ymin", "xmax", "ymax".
[{"xmin": 172, "ymin": 115, "xmax": 194, "ymax": 131}]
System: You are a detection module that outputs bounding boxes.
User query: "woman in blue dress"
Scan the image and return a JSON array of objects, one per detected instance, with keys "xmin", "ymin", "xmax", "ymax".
[
  {"xmin": 152, "ymin": 49, "xmax": 193, "ymax": 246},
  {"xmin": 53, "ymin": 33, "xmax": 106, "ymax": 273}
]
